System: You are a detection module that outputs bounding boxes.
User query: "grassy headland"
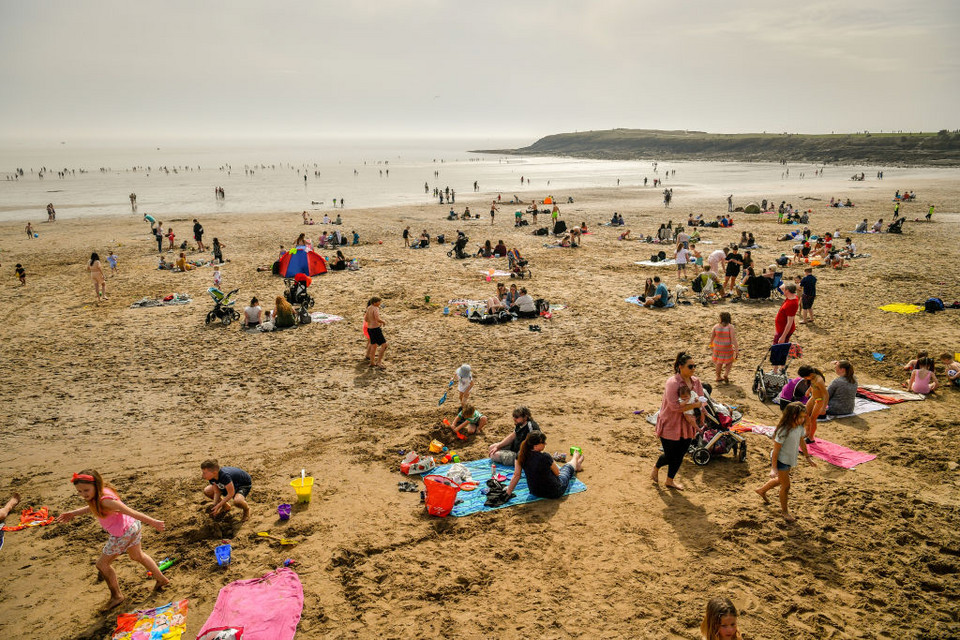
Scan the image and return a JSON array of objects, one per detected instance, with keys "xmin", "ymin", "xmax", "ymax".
[{"xmin": 475, "ymin": 128, "xmax": 960, "ymax": 166}]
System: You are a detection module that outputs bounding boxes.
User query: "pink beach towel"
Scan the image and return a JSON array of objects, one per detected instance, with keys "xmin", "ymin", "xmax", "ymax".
[
  {"xmin": 196, "ymin": 568, "xmax": 303, "ymax": 640},
  {"xmin": 805, "ymin": 439, "xmax": 876, "ymax": 469}
]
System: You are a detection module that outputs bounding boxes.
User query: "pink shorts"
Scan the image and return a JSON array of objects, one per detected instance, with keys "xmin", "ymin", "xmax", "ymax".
[{"xmin": 103, "ymin": 521, "xmax": 142, "ymax": 556}]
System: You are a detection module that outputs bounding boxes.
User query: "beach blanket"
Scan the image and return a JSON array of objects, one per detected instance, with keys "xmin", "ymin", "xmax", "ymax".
[
  {"xmin": 858, "ymin": 385, "xmax": 925, "ymax": 402},
  {"xmin": 478, "ymin": 270, "xmax": 512, "ymax": 277},
  {"xmin": 112, "ymin": 599, "xmax": 188, "ymax": 640},
  {"xmin": 197, "ymin": 568, "xmax": 303, "ymax": 640},
  {"xmin": 308, "ymin": 311, "xmax": 343, "ymax": 324},
  {"xmin": 130, "ymin": 294, "xmax": 192, "ymax": 308},
  {"xmin": 431, "ymin": 458, "xmax": 586, "ymax": 517},
  {"xmin": 1, "ymin": 507, "xmax": 55, "ymax": 531},
  {"xmin": 634, "ymin": 259, "xmax": 677, "ymax": 267},
  {"xmin": 879, "ymin": 303, "xmax": 923, "ymax": 314},
  {"xmin": 625, "ymin": 296, "xmax": 675, "ymax": 309},
  {"xmin": 819, "ymin": 397, "xmax": 889, "ymax": 421},
  {"xmin": 549, "ymin": 304, "xmax": 567, "ymax": 311},
  {"xmin": 542, "ymin": 243, "xmax": 575, "ymax": 249},
  {"xmin": 735, "ymin": 419, "xmax": 875, "ymax": 468},
  {"xmin": 447, "ymin": 298, "xmax": 486, "ymax": 307}
]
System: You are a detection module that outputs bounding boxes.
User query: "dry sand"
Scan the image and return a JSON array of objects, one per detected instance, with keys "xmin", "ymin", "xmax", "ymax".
[{"xmin": 0, "ymin": 177, "xmax": 958, "ymax": 639}]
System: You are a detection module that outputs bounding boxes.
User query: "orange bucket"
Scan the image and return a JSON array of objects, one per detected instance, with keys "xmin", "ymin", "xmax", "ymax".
[{"xmin": 423, "ymin": 475, "xmax": 460, "ymax": 517}]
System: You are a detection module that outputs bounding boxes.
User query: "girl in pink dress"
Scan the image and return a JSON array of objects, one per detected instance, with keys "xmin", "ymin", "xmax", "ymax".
[
  {"xmin": 710, "ymin": 312, "xmax": 739, "ymax": 383},
  {"xmin": 908, "ymin": 357, "xmax": 938, "ymax": 394},
  {"xmin": 57, "ymin": 470, "xmax": 169, "ymax": 610}
]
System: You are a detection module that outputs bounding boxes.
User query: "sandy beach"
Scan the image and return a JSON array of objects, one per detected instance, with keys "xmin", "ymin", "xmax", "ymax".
[{"xmin": 1, "ymin": 176, "xmax": 958, "ymax": 639}]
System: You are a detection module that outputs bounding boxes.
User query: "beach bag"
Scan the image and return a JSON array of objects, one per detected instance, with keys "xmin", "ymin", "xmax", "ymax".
[
  {"xmin": 649, "ymin": 254, "xmax": 660, "ymax": 263},
  {"xmin": 924, "ymin": 297, "xmax": 944, "ymax": 313},
  {"xmin": 535, "ymin": 299, "xmax": 550, "ymax": 314},
  {"xmin": 692, "ymin": 276, "xmax": 704, "ymax": 293},
  {"xmin": 534, "ymin": 227, "xmax": 549, "ymax": 236}
]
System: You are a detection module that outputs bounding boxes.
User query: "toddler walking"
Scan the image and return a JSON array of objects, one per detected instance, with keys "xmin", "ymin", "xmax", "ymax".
[
  {"xmin": 56, "ymin": 470, "xmax": 168, "ymax": 610},
  {"xmin": 213, "ymin": 265, "xmax": 222, "ymax": 289},
  {"xmin": 453, "ymin": 363, "xmax": 474, "ymax": 407},
  {"xmin": 107, "ymin": 251, "xmax": 118, "ymax": 275}
]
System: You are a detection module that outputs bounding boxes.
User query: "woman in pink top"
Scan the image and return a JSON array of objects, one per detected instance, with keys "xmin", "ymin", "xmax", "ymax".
[
  {"xmin": 651, "ymin": 352, "xmax": 706, "ymax": 490},
  {"xmin": 57, "ymin": 470, "xmax": 168, "ymax": 610}
]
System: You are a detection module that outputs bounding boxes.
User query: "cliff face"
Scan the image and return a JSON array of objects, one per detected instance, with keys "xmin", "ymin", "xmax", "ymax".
[{"xmin": 475, "ymin": 129, "xmax": 960, "ymax": 165}]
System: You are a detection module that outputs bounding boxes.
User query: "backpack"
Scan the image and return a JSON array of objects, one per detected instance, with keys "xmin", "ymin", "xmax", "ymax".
[
  {"xmin": 650, "ymin": 254, "xmax": 660, "ymax": 263},
  {"xmin": 692, "ymin": 275, "xmax": 704, "ymax": 293},
  {"xmin": 924, "ymin": 297, "xmax": 944, "ymax": 313},
  {"xmin": 535, "ymin": 299, "xmax": 550, "ymax": 314},
  {"xmin": 658, "ymin": 251, "xmax": 667, "ymax": 261},
  {"xmin": 534, "ymin": 227, "xmax": 549, "ymax": 236}
]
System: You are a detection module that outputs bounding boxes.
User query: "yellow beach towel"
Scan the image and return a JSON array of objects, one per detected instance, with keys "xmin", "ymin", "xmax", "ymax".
[{"xmin": 878, "ymin": 303, "xmax": 923, "ymax": 314}]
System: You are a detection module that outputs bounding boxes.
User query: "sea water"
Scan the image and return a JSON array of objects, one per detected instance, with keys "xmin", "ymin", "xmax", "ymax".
[{"xmin": 0, "ymin": 137, "xmax": 955, "ymax": 222}]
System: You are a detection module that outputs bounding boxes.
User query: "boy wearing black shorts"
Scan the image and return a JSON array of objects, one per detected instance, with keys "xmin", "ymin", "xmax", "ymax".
[{"xmin": 201, "ymin": 460, "xmax": 252, "ymax": 521}]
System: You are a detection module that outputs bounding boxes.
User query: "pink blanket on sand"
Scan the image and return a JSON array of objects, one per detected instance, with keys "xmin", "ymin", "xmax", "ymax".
[
  {"xmin": 737, "ymin": 420, "xmax": 876, "ymax": 469},
  {"xmin": 196, "ymin": 568, "xmax": 303, "ymax": 640}
]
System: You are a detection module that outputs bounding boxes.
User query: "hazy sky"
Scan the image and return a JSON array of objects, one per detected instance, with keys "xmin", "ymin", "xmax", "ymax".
[{"xmin": 1, "ymin": 0, "xmax": 957, "ymax": 142}]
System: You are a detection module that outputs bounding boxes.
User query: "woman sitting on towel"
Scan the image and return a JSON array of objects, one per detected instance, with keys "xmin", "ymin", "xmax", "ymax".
[
  {"xmin": 504, "ymin": 431, "xmax": 584, "ymax": 500},
  {"xmin": 640, "ymin": 278, "xmax": 656, "ymax": 302},
  {"xmin": 272, "ymin": 296, "xmax": 297, "ymax": 329},
  {"xmin": 476, "ymin": 240, "xmax": 493, "ymax": 258},
  {"xmin": 329, "ymin": 250, "xmax": 348, "ymax": 271},
  {"xmin": 505, "ymin": 283, "xmax": 520, "ymax": 307},
  {"xmin": 826, "ymin": 360, "xmax": 858, "ymax": 415},
  {"xmin": 243, "ymin": 297, "xmax": 263, "ymax": 328}
]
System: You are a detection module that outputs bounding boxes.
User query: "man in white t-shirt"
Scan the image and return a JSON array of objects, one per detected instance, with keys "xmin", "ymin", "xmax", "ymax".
[{"xmin": 512, "ymin": 288, "xmax": 538, "ymax": 318}]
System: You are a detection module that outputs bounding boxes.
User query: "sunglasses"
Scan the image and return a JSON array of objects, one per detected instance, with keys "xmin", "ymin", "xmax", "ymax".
[{"xmin": 685, "ymin": 363, "xmax": 697, "ymax": 369}]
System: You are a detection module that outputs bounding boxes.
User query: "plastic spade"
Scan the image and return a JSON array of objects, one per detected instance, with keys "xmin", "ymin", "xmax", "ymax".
[{"xmin": 438, "ymin": 379, "xmax": 455, "ymax": 406}]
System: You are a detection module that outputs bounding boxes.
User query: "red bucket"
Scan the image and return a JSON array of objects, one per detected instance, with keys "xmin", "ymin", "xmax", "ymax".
[{"xmin": 423, "ymin": 475, "xmax": 461, "ymax": 517}]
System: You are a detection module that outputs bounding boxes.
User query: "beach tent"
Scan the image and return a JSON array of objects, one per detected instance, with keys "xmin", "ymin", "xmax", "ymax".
[
  {"xmin": 543, "ymin": 197, "xmax": 554, "ymax": 205},
  {"xmin": 278, "ymin": 246, "xmax": 327, "ymax": 277},
  {"xmin": 743, "ymin": 202, "xmax": 761, "ymax": 214}
]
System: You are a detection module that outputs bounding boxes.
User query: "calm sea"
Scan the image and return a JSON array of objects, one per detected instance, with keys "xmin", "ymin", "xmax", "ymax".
[{"xmin": 1, "ymin": 138, "xmax": 954, "ymax": 222}]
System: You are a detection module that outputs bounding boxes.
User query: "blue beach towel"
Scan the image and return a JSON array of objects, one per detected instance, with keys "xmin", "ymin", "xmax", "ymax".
[
  {"xmin": 625, "ymin": 296, "xmax": 675, "ymax": 309},
  {"xmin": 431, "ymin": 458, "xmax": 586, "ymax": 517}
]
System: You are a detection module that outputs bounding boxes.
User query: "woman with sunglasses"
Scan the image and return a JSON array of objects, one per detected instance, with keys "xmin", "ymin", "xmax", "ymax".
[{"xmin": 651, "ymin": 352, "xmax": 706, "ymax": 490}]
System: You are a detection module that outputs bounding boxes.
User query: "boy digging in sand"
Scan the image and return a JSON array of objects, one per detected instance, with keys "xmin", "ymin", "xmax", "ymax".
[{"xmin": 200, "ymin": 460, "xmax": 252, "ymax": 522}]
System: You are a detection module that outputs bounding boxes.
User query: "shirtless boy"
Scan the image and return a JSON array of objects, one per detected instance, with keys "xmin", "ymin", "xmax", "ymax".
[{"xmin": 364, "ymin": 297, "xmax": 388, "ymax": 368}]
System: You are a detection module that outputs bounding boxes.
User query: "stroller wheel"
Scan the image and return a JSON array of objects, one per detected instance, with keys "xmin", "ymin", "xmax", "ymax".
[
  {"xmin": 446, "ymin": 250, "xmax": 453, "ymax": 257},
  {"xmin": 221, "ymin": 314, "xmax": 233, "ymax": 327},
  {"xmin": 738, "ymin": 441, "xmax": 748, "ymax": 462},
  {"xmin": 692, "ymin": 447, "xmax": 711, "ymax": 466},
  {"xmin": 308, "ymin": 297, "xmax": 315, "ymax": 309},
  {"xmin": 206, "ymin": 311, "xmax": 216, "ymax": 324}
]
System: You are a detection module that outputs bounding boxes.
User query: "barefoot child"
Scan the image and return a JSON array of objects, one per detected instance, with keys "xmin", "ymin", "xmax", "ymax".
[
  {"xmin": 364, "ymin": 297, "xmax": 387, "ymax": 368},
  {"xmin": 213, "ymin": 265, "xmax": 222, "ymax": 288},
  {"xmin": 15, "ymin": 263, "xmax": 26, "ymax": 286},
  {"xmin": 755, "ymin": 402, "xmax": 816, "ymax": 522},
  {"xmin": 107, "ymin": 251, "xmax": 118, "ymax": 275},
  {"xmin": 940, "ymin": 352, "xmax": 960, "ymax": 388},
  {"xmin": 908, "ymin": 357, "xmax": 938, "ymax": 395},
  {"xmin": 710, "ymin": 311, "xmax": 738, "ymax": 383},
  {"xmin": 450, "ymin": 403, "xmax": 488, "ymax": 439},
  {"xmin": 56, "ymin": 470, "xmax": 168, "ymax": 609},
  {"xmin": 200, "ymin": 460, "xmax": 252, "ymax": 522},
  {"xmin": 0, "ymin": 492, "xmax": 22, "ymax": 551},
  {"xmin": 700, "ymin": 596, "xmax": 743, "ymax": 640},
  {"xmin": 453, "ymin": 364, "xmax": 474, "ymax": 407}
]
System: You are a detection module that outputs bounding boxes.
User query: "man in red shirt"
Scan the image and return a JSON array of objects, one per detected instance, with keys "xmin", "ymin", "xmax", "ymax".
[{"xmin": 774, "ymin": 283, "xmax": 799, "ymax": 345}]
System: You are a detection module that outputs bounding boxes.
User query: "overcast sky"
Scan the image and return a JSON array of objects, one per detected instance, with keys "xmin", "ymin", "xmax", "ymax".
[{"xmin": 1, "ymin": 0, "xmax": 957, "ymax": 143}]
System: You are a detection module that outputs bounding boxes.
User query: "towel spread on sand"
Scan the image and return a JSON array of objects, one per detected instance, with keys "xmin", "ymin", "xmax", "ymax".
[
  {"xmin": 635, "ymin": 259, "xmax": 677, "ymax": 267},
  {"xmin": 430, "ymin": 458, "xmax": 586, "ymax": 517},
  {"xmin": 735, "ymin": 420, "xmax": 876, "ymax": 469},
  {"xmin": 478, "ymin": 270, "xmax": 513, "ymax": 277},
  {"xmin": 448, "ymin": 299, "xmax": 487, "ymax": 307},
  {"xmin": 625, "ymin": 296, "xmax": 675, "ymax": 309},
  {"xmin": 130, "ymin": 294, "xmax": 192, "ymax": 308},
  {"xmin": 879, "ymin": 303, "xmax": 923, "ymax": 314},
  {"xmin": 197, "ymin": 568, "xmax": 303, "ymax": 640},
  {"xmin": 858, "ymin": 385, "xmax": 926, "ymax": 402},
  {"xmin": 112, "ymin": 599, "xmax": 188, "ymax": 640},
  {"xmin": 819, "ymin": 397, "xmax": 889, "ymax": 421},
  {"xmin": 309, "ymin": 311, "xmax": 343, "ymax": 324}
]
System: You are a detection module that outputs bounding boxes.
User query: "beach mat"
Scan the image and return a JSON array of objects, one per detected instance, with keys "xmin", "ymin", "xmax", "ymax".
[
  {"xmin": 858, "ymin": 385, "xmax": 925, "ymax": 402},
  {"xmin": 625, "ymin": 296, "xmax": 675, "ymax": 309},
  {"xmin": 197, "ymin": 568, "xmax": 303, "ymax": 640},
  {"xmin": 735, "ymin": 419, "xmax": 875, "ymax": 469},
  {"xmin": 430, "ymin": 458, "xmax": 586, "ymax": 517},
  {"xmin": 819, "ymin": 397, "xmax": 889, "ymax": 421},
  {"xmin": 634, "ymin": 259, "xmax": 677, "ymax": 267},
  {"xmin": 112, "ymin": 599, "xmax": 188, "ymax": 640},
  {"xmin": 309, "ymin": 311, "xmax": 343, "ymax": 324},
  {"xmin": 879, "ymin": 303, "xmax": 922, "ymax": 314},
  {"xmin": 478, "ymin": 270, "xmax": 512, "ymax": 277}
]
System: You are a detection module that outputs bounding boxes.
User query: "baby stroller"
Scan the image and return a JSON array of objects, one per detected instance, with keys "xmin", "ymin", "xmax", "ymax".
[
  {"xmin": 887, "ymin": 218, "xmax": 905, "ymax": 234},
  {"xmin": 507, "ymin": 249, "xmax": 531, "ymax": 279},
  {"xmin": 688, "ymin": 387, "xmax": 746, "ymax": 466},
  {"xmin": 446, "ymin": 234, "xmax": 469, "ymax": 259},
  {"xmin": 752, "ymin": 343, "xmax": 796, "ymax": 402},
  {"xmin": 283, "ymin": 275, "xmax": 315, "ymax": 324},
  {"xmin": 206, "ymin": 287, "xmax": 241, "ymax": 326}
]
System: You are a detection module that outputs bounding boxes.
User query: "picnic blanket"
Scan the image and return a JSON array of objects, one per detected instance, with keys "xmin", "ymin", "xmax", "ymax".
[
  {"xmin": 735, "ymin": 420, "xmax": 876, "ymax": 469},
  {"xmin": 478, "ymin": 270, "xmax": 513, "ymax": 277},
  {"xmin": 858, "ymin": 385, "xmax": 925, "ymax": 403},
  {"xmin": 112, "ymin": 599, "xmax": 188, "ymax": 640},
  {"xmin": 130, "ymin": 294, "xmax": 192, "ymax": 308},
  {"xmin": 1, "ymin": 507, "xmax": 54, "ymax": 531},
  {"xmin": 447, "ymin": 298, "xmax": 486, "ymax": 307},
  {"xmin": 634, "ymin": 259, "xmax": 677, "ymax": 267},
  {"xmin": 819, "ymin": 397, "xmax": 889, "ymax": 421},
  {"xmin": 309, "ymin": 311, "xmax": 343, "ymax": 324},
  {"xmin": 879, "ymin": 303, "xmax": 923, "ymax": 314},
  {"xmin": 197, "ymin": 568, "xmax": 303, "ymax": 640},
  {"xmin": 431, "ymin": 458, "xmax": 586, "ymax": 517},
  {"xmin": 625, "ymin": 296, "xmax": 675, "ymax": 309}
]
